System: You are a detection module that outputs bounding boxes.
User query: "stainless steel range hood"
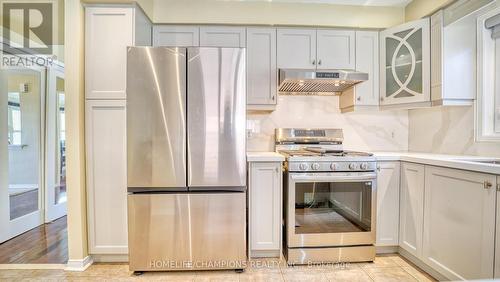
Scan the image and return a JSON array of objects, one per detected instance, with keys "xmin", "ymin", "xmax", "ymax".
[{"xmin": 278, "ymin": 69, "xmax": 368, "ymax": 95}]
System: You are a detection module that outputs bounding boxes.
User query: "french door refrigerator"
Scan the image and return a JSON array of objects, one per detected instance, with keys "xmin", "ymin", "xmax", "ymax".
[{"xmin": 126, "ymin": 47, "xmax": 246, "ymax": 271}]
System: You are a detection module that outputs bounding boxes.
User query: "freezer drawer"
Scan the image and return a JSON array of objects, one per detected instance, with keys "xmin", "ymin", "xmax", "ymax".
[{"xmin": 128, "ymin": 192, "xmax": 247, "ymax": 271}]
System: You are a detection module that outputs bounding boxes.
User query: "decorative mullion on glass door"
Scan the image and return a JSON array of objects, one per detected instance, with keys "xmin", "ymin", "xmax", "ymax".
[{"xmin": 380, "ymin": 18, "xmax": 430, "ymax": 106}]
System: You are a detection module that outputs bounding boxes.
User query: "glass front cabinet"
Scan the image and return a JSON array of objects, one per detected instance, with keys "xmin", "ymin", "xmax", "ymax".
[{"xmin": 380, "ymin": 18, "xmax": 430, "ymax": 107}]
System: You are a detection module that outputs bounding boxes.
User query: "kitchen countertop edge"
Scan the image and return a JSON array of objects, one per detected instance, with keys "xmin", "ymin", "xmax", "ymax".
[{"xmin": 247, "ymin": 152, "xmax": 285, "ymax": 162}]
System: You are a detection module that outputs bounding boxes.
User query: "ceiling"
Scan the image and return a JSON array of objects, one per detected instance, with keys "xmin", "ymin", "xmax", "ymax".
[{"xmin": 235, "ymin": 0, "xmax": 413, "ymax": 6}]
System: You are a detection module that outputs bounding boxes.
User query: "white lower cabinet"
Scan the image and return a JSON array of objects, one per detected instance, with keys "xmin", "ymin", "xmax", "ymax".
[
  {"xmin": 496, "ymin": 176, "xmax": 500, "ymax": 279},
  {"xmin": 423, "ymin": 166, "xmax": 496, "ymax": 280},
  {"xmin": 85, "ymin": 100, "xmax": 128, "ymax": 254},
  {"xmin": 248, "ymin": 161, "xmax": 282, "ymax": 257},
  {"xmin": 376, "ymin": 162, "xmax": 400, "ymax": 247},
  {"xmin": 399, "ymin": 162, "xmax": 425, "ymax": 258}
]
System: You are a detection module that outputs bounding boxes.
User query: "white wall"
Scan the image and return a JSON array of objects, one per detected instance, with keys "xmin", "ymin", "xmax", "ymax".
[
  {"xmin": 153, "ymin": 0, "xmax": 405, "ymax": 28},
  {"xmin": 248, "ymin": 96, "xmax": 409, "ymax": 152}
]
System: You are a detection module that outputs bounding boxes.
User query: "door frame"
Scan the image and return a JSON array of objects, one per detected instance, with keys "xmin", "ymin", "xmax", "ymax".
[{"xmin": 44, "ymin": 62, "xmax": 67, "ymax": 223}]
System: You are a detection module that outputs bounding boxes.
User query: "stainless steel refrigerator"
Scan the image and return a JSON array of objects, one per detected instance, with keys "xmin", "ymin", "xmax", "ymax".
[{"xmin": 126, "ymin": 47, "xmax": 246, "ymax": 272}]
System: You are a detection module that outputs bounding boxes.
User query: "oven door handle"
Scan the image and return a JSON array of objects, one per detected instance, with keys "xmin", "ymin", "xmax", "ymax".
[{"xmin": 290, "ymin": 172, "xmax": 376, "ymax": 182}]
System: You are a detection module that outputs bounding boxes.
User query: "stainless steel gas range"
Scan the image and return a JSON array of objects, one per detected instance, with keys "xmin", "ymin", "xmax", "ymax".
[{"xmin": 276, "ymin": 128, "xmax": 376, "ymax": 265}]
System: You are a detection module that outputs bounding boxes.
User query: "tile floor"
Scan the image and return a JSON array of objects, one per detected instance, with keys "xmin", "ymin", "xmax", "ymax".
[{"xmin": 0, "ymin": 254, "xmax": 436, "ymax": 281}]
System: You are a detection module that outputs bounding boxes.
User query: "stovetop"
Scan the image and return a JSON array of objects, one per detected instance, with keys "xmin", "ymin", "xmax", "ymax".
[{"xmin": 279, "ymin": 149, "xmax": 373, "ymax": 158}]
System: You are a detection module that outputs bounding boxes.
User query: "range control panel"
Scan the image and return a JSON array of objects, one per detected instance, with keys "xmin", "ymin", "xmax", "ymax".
[{"xmin": 288, "ymin": 161, "xmax": 376, "ymax": 172}]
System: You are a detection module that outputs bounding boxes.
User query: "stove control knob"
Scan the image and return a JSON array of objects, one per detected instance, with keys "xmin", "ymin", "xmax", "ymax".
[
  {"xmin": 349, "ymin": 163, "xmax": 357, "ymax": 170},
  {"xmin": 299, "ymin": 163, "xmax": 308, "ymax": 170},
  {"xmin": 330, "ymin": 163, "xmax": 339, "ymax": 171},
  {"xmin": 360, "ymin": 163, "xmax": 368, "ymax": 170},
  {"xmin": 312, "ymin": 163, "xmax": 321, "ymax": 170}
]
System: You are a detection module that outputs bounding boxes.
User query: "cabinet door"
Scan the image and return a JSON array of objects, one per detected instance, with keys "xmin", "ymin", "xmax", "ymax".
[
  {"xmin": 376, "ymin": 162, "xmax": 400, "ymax": 246},
  {"xmin": 316, "ymin": 30, "xmax": 355, "ymax": 70},
  {"xmin": 496, "ymin": 176, "xmax": 500, "ymax": 278},
  {"xmin": 249, "ymin": 162, "xmax": 281, "ymax": 256},
  {"xmin": 153, "ymin": 25, "xmax": 199, "ymax": 47},
  {"xmin": 246, "ymin": 28, "xmax": 277, "ymax": 106},
  {"xmin": 199, "ymin": 26, "xmax": 246, "ymax": 47},
  {"xmin": 355, "ymin": 31, "xmax": 379, "ymax": 106},
  {"xmin": 85, "ymin": 100, "xmax": 128, "ymax": 254},
  {"xmin": 277, "ymin": 28, "xmax": 316, "ymax": 69},
  {"xmin": 424, "ymin": 166, "xmax": 495, "ymax": 280},
  {"xmin": 85, "ymin": 7, "xmax": 134, "ymax": 99},
  {"xmin": 380, "ymin": 18, "xmax": 430, "ymax": 106},
  {"xmin": 399, "ymin": 162, "xmax": 424, "ymax": 258}
]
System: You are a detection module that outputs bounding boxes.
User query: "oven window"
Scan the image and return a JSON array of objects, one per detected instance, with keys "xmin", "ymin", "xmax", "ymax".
[{"xmin": 295, "ymin": 181, "xmax": 372, "ymax": 234}]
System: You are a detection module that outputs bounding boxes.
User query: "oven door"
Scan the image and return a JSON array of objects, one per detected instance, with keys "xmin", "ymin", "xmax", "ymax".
[{"xmin": 287, "ymin": 172, "xmax": 376, "ymax": 248}]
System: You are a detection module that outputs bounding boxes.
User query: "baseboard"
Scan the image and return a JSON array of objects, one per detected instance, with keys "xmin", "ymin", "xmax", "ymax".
[
  {"xmin": 398, "ymin": 247, "xmax": 447, "ymax": 281},
  {"xmin": 92, "ymin": 254, "xmax": 129, "ymax": 263},
  {"xmin": 65, "ymin": 255, "xmax": 94, "ymax": 271},
  {"xmin": 376, "ymin": 245, "xmax": 398, "ymax": 254}
]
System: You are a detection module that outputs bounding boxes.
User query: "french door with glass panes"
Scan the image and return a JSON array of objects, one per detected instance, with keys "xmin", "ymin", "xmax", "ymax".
[
  {"xmin": 380, "ymin": 18, "xmax": 430, "ymax": 106},
  {"xmin": 0, "ymin": 66, "xmax": 46, "ymax": 243}
]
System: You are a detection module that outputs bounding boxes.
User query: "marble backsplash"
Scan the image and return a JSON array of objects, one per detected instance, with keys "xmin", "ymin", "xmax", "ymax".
[
  {"xmin": 247, "ymin": 95, "xmax": 409, "ymax": 152},
  {"xmin": 409, "ymin": 106, "xmax": 500, "ymax": 157}
]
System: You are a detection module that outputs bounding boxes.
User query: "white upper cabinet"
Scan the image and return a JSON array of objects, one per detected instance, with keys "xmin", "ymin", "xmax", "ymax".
[
  {"xmin": 380, "ymin": 18, "xmax": 430, "ymax": 107},
  {"xmin": 85, "ymin": 7, "xmax": 134, "ymax": 100},
  {"xmin": 316, "ymin": 30, "xmax": 355, "ymax": 70},
  {"xmin": 340, "ymin": 30, "xmax": 379, "ymax": 112},
  {"xmin": 376, "ymin": 162, "xmax": 400, "ymax": 247},
  {"xmin": 200, "ymin": 26, "xmax": 246, "ymax": 47},
  {"xmin": 277, "ymin": 28, "xmax": 317, "ymax": 69},
  {"xmin": 423, "ymin": 166, "xmax": 495, "ymax": 280},
  {"xmin": 399, "ymin": 162, "xmax": 425, "ymax": 258},
  {"xmin": 246, "ymin": 28, "xmax": 277, "ymax": 108},
  {"xmin": 153, "ymin": 25, "xmax": 200, "ymax": 47},
  {"xmin": 85, "ymin": 6, "xmax": 151, "ymax": 100}
]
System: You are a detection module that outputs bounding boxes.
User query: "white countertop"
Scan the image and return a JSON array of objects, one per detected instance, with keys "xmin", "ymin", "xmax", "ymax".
[
  {"xmin": 248, "ymin": 151, "xmax": 500, "ymax": 175},
  {"xmin": 247, "ymin": 152, "xmax": 285, "ymax": 162},
  {"xmin": 375, "ymin": 152, "xmax": 500, "ymax": 175}
]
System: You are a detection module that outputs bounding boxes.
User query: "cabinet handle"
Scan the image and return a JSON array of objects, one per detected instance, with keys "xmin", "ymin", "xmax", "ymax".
[
  {"xmin": 376, "ymin": 165, "xmax": 380, "ymax": 172},
  {"xmin": 497, "ymin": 183, "xmax": 500, "ymax": 192},
  {"xmin": 357, "ymin": 97, "xmax": 361, "ymax": 101},
  {"xmin": 484, "ymin": 181, "xmax": 493, "ymax": 189},
  {"xmin": 275, "ymin": 167, "xmax": 280, "ymax": 173},
  {"xmin": 272, "ymin": 95, "xmax": 275, "ymax": 101},
  {"xmin": 380, "ymin": 97, "xmax": 384, "ymax": 102},
  {"xmin": 312, "ymin": 60, "xmax": 316, "ymax": 65},
  {"xmin": 318, "ymin": 60, "xmax": 322, "ymax": 65}
]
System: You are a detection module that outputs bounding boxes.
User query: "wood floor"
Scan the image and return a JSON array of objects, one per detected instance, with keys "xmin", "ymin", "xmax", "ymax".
[{"xmin": 0, "ymin": 216, "xmax": 68, "ymax": 264}]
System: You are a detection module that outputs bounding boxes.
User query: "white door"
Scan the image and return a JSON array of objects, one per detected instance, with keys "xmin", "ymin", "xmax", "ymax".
[
  {"xmin": 423, "ymin": 166, "xmax": 495, "ymax": 280},
  {"xmin": 85, "ymin": 100, "xmax": 128, "ymax": 254},
  {"xmin": 399, "ymin": 162, "xmax": 425, "ymax": 258},
  {"xmin": 249, "ymin": 162, "xmax": 281, "ymax": 257},
  {"xmin": 200, "ymin": 26, "xmax": 246, "ymax": 47},
  {"xmin": 246, "ymin": 28, "xmax": 277, "ymax": 106},
  {"xmin": 277, "ymin": 28, "xmax": 317, "ymax": 69},
  {"xmin": 153, "ymin": 25, "xmax": 200, "ymax": 47},
  {"xmin": 376, "ymin": 162, "xmax": 400, "ymax": 246},
  {"xmin": 44, "ymin": 65, "xmax": 67, "ymax": 222},
  {"xmin": 0, "ymin": 66, "xmax": 46, "ymax": 243},
  {"xmin": 316, "ymin": 29, "xmax": 355, "ymax": 70},
  {"xmin": 380, "ymin": 18, "xmax": 430, "ymax": 106}
]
